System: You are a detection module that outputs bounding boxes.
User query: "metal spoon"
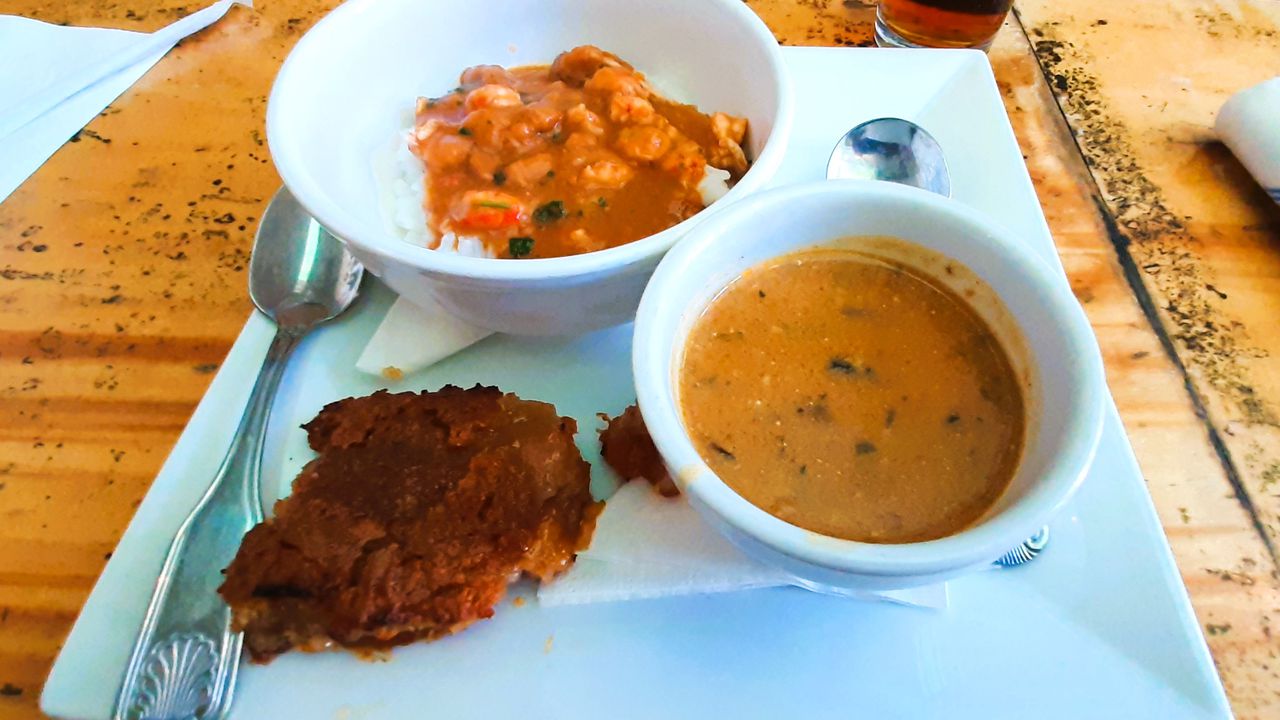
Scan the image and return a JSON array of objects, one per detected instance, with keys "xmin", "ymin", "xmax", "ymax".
[
  {"xmin": 827, "ymin": 119, "xmax": 1049, "ymax": 568},
  {"xmin": 826, "ymin": 117, "xmax": 951, "ymax": 197},
  {"xmin": 113, "ymin": 188, "xmax": 362, "ymax": 720}
]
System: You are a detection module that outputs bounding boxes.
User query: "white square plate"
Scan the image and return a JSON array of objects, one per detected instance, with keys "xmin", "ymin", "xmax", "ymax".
[{"xmin": 43, "ymin": 48, "xmax": 1230, "ymax": 719}]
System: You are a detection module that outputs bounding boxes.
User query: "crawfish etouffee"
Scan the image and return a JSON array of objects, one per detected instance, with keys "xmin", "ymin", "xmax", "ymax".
[{"xmin": 407, "ymin": 46, "xmax": 750, "ymax": 259}]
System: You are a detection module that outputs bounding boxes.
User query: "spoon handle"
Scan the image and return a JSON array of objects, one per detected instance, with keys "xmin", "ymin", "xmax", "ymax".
[
  {"xmin": 113, "ymin": 325, "xmax": 302, "ymax": 720},
  {"xmin": 992, "ymin": 526, "xmax": 1050, "ymax": 568}
]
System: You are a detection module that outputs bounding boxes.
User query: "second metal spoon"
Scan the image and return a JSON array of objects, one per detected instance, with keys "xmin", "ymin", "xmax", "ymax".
[
  {"xmin": 827, "ymin": 118, "xmax": 1049, "ymax": 568},
  {"xmin": 113, "ymin": 188, "xmax": 362, "ymax": 720}
]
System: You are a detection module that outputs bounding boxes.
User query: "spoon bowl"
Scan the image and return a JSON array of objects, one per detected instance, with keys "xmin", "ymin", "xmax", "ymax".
[
  {"xmin": 249, "ymin": 188, "xmax": 364, "ymax": 328},
  {"xmin": 827, "ymin": 117, "xmax": 951, "ymax": 197}
]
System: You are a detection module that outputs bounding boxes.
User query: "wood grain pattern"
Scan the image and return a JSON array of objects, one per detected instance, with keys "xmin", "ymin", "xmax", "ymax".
[
  {"xmin": 0, "ymin": 1, "xmax": 1276, "ymax": 717},
  {"xmin": 0, "ymin": 4, "xmax": 324, "ymax": 718},
  {"xmin": 1009, "ymin": 2, "xmax": 1280, "ymax": 714}
]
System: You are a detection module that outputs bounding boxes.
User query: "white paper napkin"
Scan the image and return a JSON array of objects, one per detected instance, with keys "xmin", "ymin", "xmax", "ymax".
[
  {"xmin": 538, "ymin": 481, "xmax": 948, "ymax": 609},
  {"xmin": 1216, "ymin": 77, "xmax": 1280, "ymax": 204},
  {"xmin": 355, "ymin": 295, "xmax": 493, "ymax": 377},
  {"xmin": 0, "ymin": 0, "xmax": 245, "ymax": 202}
]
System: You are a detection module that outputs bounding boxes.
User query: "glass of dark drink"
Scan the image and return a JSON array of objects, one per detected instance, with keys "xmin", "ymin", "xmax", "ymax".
[{"xmin": 875, "ymin": 0, "xmax": 1015, "ymax": 50}]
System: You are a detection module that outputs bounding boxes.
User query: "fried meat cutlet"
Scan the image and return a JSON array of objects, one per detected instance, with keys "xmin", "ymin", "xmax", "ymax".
[
  {"xmin": 218, "ymin": 385, "xmax": 600, "ymax": 662},
  {"xmin": 598, "ymin": 404, "xmax": 679, "ymax": 497}
]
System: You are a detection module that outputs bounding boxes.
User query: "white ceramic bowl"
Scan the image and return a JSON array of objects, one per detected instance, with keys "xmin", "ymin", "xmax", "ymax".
[
  {"xmin": 268, "ymin": 0, "xmax": 792, "ymax": 335},
  {"xmin": 634, "ymin": 181, "xmax": 1107, "ymax": 591}
]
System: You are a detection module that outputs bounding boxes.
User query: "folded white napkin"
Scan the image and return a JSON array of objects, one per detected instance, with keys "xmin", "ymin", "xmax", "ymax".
[
  {"xmin": 539, "ymin": 481, "xmax": 948, "ymax": 608},
  {"xmin": 0, "ymin": 0, "xmax": 245, "ymax": 202},
  {"xmin": 1216, "ymin": 77, "xmax": 1280, "ymax": 204}
]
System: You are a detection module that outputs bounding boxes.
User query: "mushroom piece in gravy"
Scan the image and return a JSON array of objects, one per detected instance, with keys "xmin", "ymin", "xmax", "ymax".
[
  {"xmin": 679, "ymin": 246, "xmax": 1026, "ymax": 544},
  {"xmin": 410, "ymin": 46, "xmax": 750, "ymax": 259}
]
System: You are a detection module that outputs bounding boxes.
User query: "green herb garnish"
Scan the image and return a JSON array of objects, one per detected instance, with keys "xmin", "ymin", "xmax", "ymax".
[
  {"xmin": 475, "ymin": 200, "xmax": 511, "ymax": 209},
  {"xmin": 509, "ymin": 236, "xmax": 535, "ymax": 258},
  {"xmin": 493, "ymin": 170, "xmax": 507, "ymax": 186},
  {"xmin": 532, "ymin": 200, "xmax": 566, "ymax": 224},
  {"xmin": 829, "ymin": 358, "xmax": 856, "ymax": 374},
  {"xmin": 596, "ymin": 197, "xmax": 608, "ymax": 208},
  {"xmin": 458, "ymin": 126, "xmax": 473, "ymax": 136}
]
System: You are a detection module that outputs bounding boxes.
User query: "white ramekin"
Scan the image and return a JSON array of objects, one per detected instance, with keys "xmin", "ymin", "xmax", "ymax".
[{"xmin": 633, "ymin": 181, "xmax": 1106, "ymax": 591}]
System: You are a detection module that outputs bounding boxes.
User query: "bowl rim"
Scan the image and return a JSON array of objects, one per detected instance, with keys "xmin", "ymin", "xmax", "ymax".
[
  {"xmin": 632, "ymin": 180, "xmax": 1107, "ymax": 577},
  {"xmin": 265, "ymin": 0, "xmax": 795, "ymax": 283}
]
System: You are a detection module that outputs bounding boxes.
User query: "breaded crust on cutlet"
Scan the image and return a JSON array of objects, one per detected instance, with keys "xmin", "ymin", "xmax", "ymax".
[{"xmin": 218, "ymin": 385, "xmax": 600, "ymax": 662}]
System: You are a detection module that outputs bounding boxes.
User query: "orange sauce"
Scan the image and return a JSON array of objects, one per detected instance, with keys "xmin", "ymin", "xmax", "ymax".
[{"xmin": 411, "ymin": 46, "xmax": 749, "ymax": 259}]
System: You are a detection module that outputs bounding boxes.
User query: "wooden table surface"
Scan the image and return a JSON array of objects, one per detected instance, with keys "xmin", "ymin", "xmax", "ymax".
[{"xmin": 1, "ymin": 1, "xmax": 1278, "ymax": 717}]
